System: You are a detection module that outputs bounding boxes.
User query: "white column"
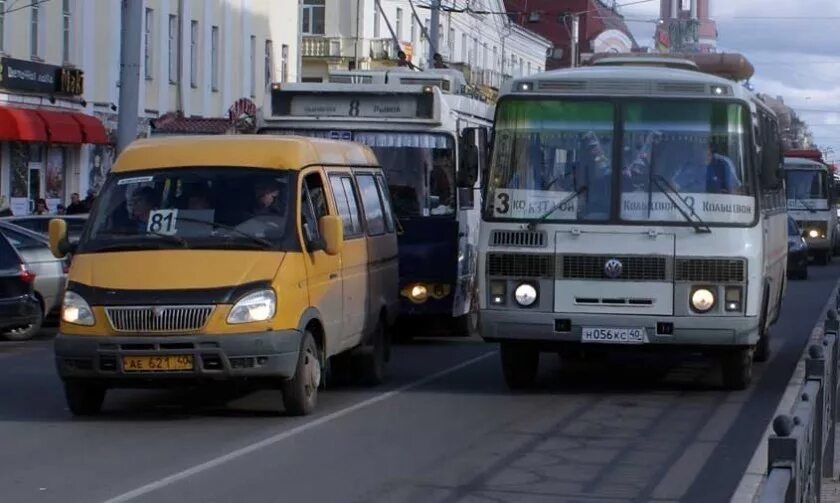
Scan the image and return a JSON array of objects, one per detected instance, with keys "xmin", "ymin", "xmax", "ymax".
[
  {"xmin": 241, "ymin": 0, "xmax": 251, "ymax": 100},
  {"xmin": 690, "ymin": 0, "xmax": 698, "ymax": 19},
  {"xmin": 158, "ymin": 0, "xmax": 171, "ymax": 113},
  {"xmin": 202, "ymin": 0, "xmax": 212, "ymax": 116},
  {"xmin": 181, "ymin": 0, "xmax": 192, "ymax": 116},
  {"xmin": 137, "ymin": 0, "xmax": 147, "ymax": 117},
  {"xmin": 110, "ymin": 0, "xmax": 121, "ymax": 105},
  {"xmin": 221, "ymin": 0, "xmax": 232, "ymax": 111},
  {"xmin": 671, "ymin": 0, "xmax": 678, "ymax": 18}
]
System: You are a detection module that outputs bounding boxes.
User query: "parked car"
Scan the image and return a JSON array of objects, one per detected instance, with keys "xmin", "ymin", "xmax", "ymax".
[
  {"xmin": 788, "ymin": 215, "xmax": 809, "ymax": 280},
  {"xmin": 0, "ymin": 231, "xmax": 40, "ymax": 338},
  {"xmin": 0, "ymin": 221, "xmax": 68, "ymax": 340},
  {"xmin": 3, "ymin": 215, "xmax": 88, "ymax": 243}
]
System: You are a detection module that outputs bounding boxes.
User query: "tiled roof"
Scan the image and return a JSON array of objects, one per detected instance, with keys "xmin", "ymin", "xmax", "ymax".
[{"xmin": 151, "ymin": 111, "xmax": 232, "ymax": 135}]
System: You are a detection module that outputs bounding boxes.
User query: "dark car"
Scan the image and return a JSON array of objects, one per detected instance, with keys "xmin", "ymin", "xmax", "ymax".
[
  {"xmin": 0, "ymin": 231, "xmax": 40, "ymax": 337},
  {"xmin": 787, "ymin": 215, "xmax": 809, "ymax": 280},
  {"xmin": 2, "ymin": 215, "xmax": 88, "ymax": 243}
]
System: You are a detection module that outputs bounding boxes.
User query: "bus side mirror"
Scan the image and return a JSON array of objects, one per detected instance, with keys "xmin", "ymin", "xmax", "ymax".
[
  {"xmin": 49, "ymin": 219, "xmax": 72, "ymax": 258},
  {"xmin": 458, "ymin": 127, "xmax": 488, "ymax": 188},
  {"xmin": 318, "ymin": 215, "xmax": 343, "ymax": 256}
]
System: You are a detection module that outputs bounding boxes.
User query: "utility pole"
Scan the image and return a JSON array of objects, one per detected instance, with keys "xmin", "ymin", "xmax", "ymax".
[
  {"xmin": 116, "ymin": 0, "xmax": 143, "ymax": 155},
  {"xmin": 570, "ymin": 14, "xmax": 580, "ymax": 68},
  {"xmin": 428, "ymin": 0, "xmax": 440, "ymax": 68}
]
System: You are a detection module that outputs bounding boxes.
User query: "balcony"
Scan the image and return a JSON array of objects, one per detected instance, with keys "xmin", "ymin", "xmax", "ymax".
[
  {"xmin": 450, "ymin": 63, "xmax": 511, "ymax": 91},
  {"xmin": 301, "ymin": 36, "xmax": 343, "ymax": 58},
  {"xmin": 369, "ymin": 38, "xmax": 400, "ymax": 61}
]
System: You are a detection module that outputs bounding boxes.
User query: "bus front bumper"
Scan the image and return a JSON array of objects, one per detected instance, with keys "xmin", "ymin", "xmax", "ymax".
[
  {"xmin": 805, "ymin": 236, "xmax": 831, "ymax": 251},
  {"xmin": 54, "ymin": 331, "xmax": 302, "ymax": 385},
  {"xmin": 479, "ymin": 310, "xmax": 760, "ymax": 348}
]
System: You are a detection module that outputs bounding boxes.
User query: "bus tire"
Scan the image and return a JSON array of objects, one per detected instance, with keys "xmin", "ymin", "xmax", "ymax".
[
  {"xmin": 500, "ymin": 343, "xmax": 539, "ymax": 390},
  {"xmin": 754, "ymin": 288, "xmax": 772, "ymax": 363},
  {"xmin": 64, "ymin": 381, "xmax": 106, "ymax": 416},
  {"xmin": 282, "ymin": 331, "xmax": 320, "ymax": 416},
  {"xmin": 722, "ymin": 348, "xmax": 753, "ymax": 390}
]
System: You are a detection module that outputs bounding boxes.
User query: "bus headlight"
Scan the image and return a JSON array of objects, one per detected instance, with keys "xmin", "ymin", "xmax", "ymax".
[
  {"xmin": 62, "ymin": 291, "xmax": 95, "ymax": 326},
  {"xmin": 409, "ymin": 284, "xmax": 428, "ymax": 303},
  {"xmin": 690, "ymin": 288, "xmax": 716, "ymax": 313},
  {"xmin": 725, "ymin": 287, "xmax": 742, "ymax": 312},
  {"xmin": 809, "ymin": 229, "xmax": 820, "ymax": 238},
  {"xmin": 228, "ymin": 289, "xmax": 276, "ymax": 324},
  {"xmin": 514, "ymin": 283, "xmax": 538, "ymax": 307},
  {"xmin": 490, "ymin": 281, "xmax": 506, "ymax": 305}
]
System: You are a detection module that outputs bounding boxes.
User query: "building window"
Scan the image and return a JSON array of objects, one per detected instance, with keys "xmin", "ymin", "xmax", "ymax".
[
  {"xmin": 30, "ymin": 3, "xmax": 40, "ymax": 58},
  {"xmin": 492, "ymin": 46, "xmax": 497, "ymax": 71},
  {"xmin": 461, "ymin": 33, "xmax": 466, "ymax": 63},
  {"xmin": 144, "ymin": 8, "xmax": 154, "ymax": 79},
  {"xmin": 281, "ymin": 44, "xmax": 289, "ymax": 83},
  {"xmin": 410, "ymin": 16, "xmax": 416, "ymax": 45},
  {"xmin": 0, "ymin": 0, "xmax": 4, "ymax": 53},
  {"xmin": 422, "ymin": 18, "xmax": 428, "ymax": 41},
  {"xmin": 302, "ymin": 0, "xmax": 325, "ymax": 35},
  {"xmin": 62, "ymin": 0, "xmax": 72, "ymax": 63},
  {"xmin": 527, "ymin": 61, "xmax": 531, "ymax": 75},
  {"xmin": 190, "ymin": 20, "xmax": 198, "ymax": 87},
  {"xmin": 448, "ymin": 28, "xmax": 454, "ymax": 58},
  {"xmin": 395, "ymin": 8, "xmax": 403, "ymax": 40},
  {"xmin": 168, "ymin": 14, "xmax": 178, "ymax": 84},
  {"xmin": 249, "ymin": 35, "xmax": 256, "ymax": 97},
  {"xmin": 373, "ymin": 6, "xmax": 380, "ymax": 38},
  {"xmin": 264, "ymin": 39, "xmax": 273, "ymax": 88},
  {"xmin": 210, "ymin": 25, "xmax": 219, "ymax": 91}
]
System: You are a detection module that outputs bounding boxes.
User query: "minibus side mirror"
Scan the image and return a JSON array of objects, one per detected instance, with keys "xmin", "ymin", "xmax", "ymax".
[
  {"xmin": 318, "ymin": 215, "xmax": 344, "ymax": 256},
  {"xmin": 49, "ymin": 219, "xmax": 72, "ymax": 258},
  {"xmin": 458, "ymin": 127, "xmax": 488, "ymax": 188}
]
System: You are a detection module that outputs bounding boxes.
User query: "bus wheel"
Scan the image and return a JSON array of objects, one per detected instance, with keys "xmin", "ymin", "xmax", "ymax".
[
  {"xmin": 452, "ymin": 310, "xmax": 479, "ymax": 337},
  {"xmin": 754, "ymin": 297, "xmax": 771, "ymax": 363},
  {"xmin": 500, "ymin": 343, "xmax": 539, "ymax": 390},
  {"xmin": 64, "ymin": 381, "xmax": 106, "ymax": 416},
  {"xmin": 282, "ymin": 331, "xmax": 320, "ymax": 416},
  {"xmin": 721, "ymin": 348, "xmax": 753, "ymax": 390}
]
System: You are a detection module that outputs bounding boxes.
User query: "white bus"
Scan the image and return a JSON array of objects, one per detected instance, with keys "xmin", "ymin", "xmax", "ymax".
[
  {"xmin": 478, "ymin": 57, "xmax": 787, "ymax": 390},
  {"xmin": 784, "ymin": 156, "xmax": 838, "ymax": 264},
  {"xmin": 257, "ymin": 69, "xmax": 493, "ymax": 336}
]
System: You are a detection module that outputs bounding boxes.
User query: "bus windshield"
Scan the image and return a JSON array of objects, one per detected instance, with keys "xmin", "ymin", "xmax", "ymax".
[
  {"xmin": 263, "ymin": 129, "xmax": 456, "ymax": 218},
  {"xmin": 80, "ymin": 168, "xmax": 298, "ymax": 253},
  {"xmin": 487, "ymin": 99, "xmax": 754, "ymax": 226},
  {"xmin": 786, "ymin": 169, "xmax": 829, "ymax": 209}
]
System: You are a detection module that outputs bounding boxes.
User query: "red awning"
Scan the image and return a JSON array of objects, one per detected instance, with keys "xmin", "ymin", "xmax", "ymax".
[
  {"xmin": 70, "ymin": 112, "xmax": 110, "ymax": 144},
  {"xmin": 36, "ymin": 110, "xmax": 83, "ymax": 144},
  {"xmin": 0, "ymin": 106, "xmax": 48, "ymax": 142}
]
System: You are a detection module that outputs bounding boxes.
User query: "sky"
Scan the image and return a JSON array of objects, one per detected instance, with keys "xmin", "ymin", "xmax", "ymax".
[{"xmin": 618, "ymin": 0, "xmax": 840, "ymax": 164}]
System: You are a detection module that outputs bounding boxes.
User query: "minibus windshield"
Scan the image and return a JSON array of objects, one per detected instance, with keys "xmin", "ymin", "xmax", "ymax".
[
  {"xmin": 486, "ymin": 99, "xmax": 755, "ymax": 226},
  {"xmin": 786, "ymin": 169, "xmax": 829, "ymax": 210},
  {"xmin": 79, "ymin": 167, "xmax": 298, "ymax": 253}
]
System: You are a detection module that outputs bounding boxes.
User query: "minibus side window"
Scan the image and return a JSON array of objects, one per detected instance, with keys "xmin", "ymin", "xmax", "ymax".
[
  {"xmin": 301, "ymin": 172, "xmax": 328, "ymax": 246},
  {"xmin": 356, "ymin": 174, "xmax": 386, "ymax": 236},
  {"xmin": 329, "ymin": 175, "xmax": 364, "ymax": 239},
  {"xmin": 375, "ymin": 174, "xmax": 395, "ymax": 234}
]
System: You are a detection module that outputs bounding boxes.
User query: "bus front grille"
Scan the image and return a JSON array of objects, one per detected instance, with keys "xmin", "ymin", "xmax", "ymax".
[
  {"xmin": 490, "ymin": 230, "xmax": 546, "ymax": 248},
  {"xmin": 487, "ymin": 253, "xmax": 555, "ymax": 278},
  {"xmin": 561, "ymin": 255, "xmax": 667, "ymax": 281},
  {"xmin": 674, "ymin": 259, "xmax": 746, "ymax": 283},
  {"xmin": 105, "ymin": 306, "xmax": 214, "ymax": 334}
]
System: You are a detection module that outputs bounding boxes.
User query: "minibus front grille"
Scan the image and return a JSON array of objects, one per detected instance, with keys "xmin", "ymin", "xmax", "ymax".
[
  {"xmin": 487, "ymin": 253, "xmax": 555, "ymax": 278},
  {"xmin": 105, "ymin": 306, "xmax": 214, "ymax": 334},
  {"xmin": 561, "ymin": 255, "xmax": 667, "ymax": 281},
  {"xmin": 674, "ymin": 258, "xmax": 746, "ymax": 283}
]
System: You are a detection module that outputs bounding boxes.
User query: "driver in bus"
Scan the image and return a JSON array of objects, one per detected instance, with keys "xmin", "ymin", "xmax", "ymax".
[{"xmin": 671, "ymin": 143, "xmax": 742, "ymax": 194}]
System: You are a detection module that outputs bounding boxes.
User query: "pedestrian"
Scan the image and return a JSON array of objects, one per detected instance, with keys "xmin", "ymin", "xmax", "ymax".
[
  {"xmin": 348, "ymin": 60, "xmax": 356, "ymax": 71},
  {"xmin": 83, "ymin": 189, "xmax": 96, "ymax": 212},
  {"xmin": 33, "ymin": 198, "xmax": 49, "ymax": 215},
  {"xmin": 57, "ymin": 204, "xmax": 66, "ymax": 215},
  {"xmin": 65, "ymin": 192, "xmax": 87, "ymax": 215},
  {"xmin": 433, "ymin": 53, "xmax": 448, "ymax": 69},
  {"xmin": 397, "ymin": 51, "xmax": 416, "ymax": 70}
]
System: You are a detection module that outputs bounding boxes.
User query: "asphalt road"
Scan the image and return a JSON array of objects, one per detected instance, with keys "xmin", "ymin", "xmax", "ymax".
[{"xmin": 1, "ymin": 265, "xmax": 839, "ymax": 503}]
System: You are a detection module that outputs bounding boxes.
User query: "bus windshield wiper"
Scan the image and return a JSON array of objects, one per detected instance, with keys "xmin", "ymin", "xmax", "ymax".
[
  {"xmin": 526, "ymin": 185, "xmax": 588, "ymax": 231},
  {"xmin": 796, "ymin": 197, "xmax": 817, "ymax": 213},
  {"xmin": 651, "ymin": 175, "xmax": 712, "ymax": 234},
  {"xmin": 173, "ymin": 217, "xmax": 275, "ymax": 249},
  {"xmin": 95, "ymin": 229, "xmax": 188, "ymax": 248}
]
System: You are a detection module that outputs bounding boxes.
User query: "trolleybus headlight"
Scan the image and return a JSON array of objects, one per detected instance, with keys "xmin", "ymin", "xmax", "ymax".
[
  {"xmin": 227, "ymin": 289, "xmax": 276, "ymax": 324},
  {"xmin": 409, "ymin": 284, "xmax": 428, "ymax": 303},
  {"xmin": 725, "ymin": 287, "xmax": 743, "ymax": 312},
  {"xmin": 490, "ymin": 281, "xmax": 506, "ymax": 305},
  {"xmin": 62, "ymin": 291, "xmax": 95, "ymax": 326},
  {"xmin": 809, "ymin": 229, "xmax": 820, "ymax": 238},
  {"xmin": 516, "ymin": 81, "xmax": 534, "ymax": 92},
  {"xmin": 514, "ymin": 283, "xmax": 538, "ymax": 307},
  {"xmin": 690, "ymin": 288, "xmax": 716, "ymax": 313}
]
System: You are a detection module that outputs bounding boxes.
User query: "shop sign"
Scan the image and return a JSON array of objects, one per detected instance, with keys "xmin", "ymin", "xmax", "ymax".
[{"xmin": 0, "ymin": 57, "xmax": 84, "ymax": 96}]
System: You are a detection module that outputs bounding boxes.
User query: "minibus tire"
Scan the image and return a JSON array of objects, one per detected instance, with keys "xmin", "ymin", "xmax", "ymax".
[
  {"xmin": 358, "ymin": 322, "xmax": 386, "ymax": 386},
  {"xmin": 64, "ymin": 381, "xmax": 106, "ymax": 416},
  {"xmin": 282, "ymin": 331, "xmax": 320, "ymax": 416},
  {"xmin": 721, "ymin": 348, "xmax": 753, "ymax": 390},
  {"xmin": 500, "ymin": 343, "xmax": 539, "ymax": 390}
]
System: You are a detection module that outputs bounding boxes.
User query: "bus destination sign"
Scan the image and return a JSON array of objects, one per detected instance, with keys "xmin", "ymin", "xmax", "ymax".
[{"xmin": 288, "ymin": 95, "xmax": 419, "ymax": 119}]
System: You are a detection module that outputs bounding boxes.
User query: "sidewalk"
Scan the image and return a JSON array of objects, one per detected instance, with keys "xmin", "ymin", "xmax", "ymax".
[{"xmin": 823, "ymin": 432, "xmax": 840, "ymax": 502}]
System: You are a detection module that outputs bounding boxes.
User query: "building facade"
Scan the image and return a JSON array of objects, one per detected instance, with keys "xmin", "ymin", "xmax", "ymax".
[
  {"xmin": 0, "ymin": 0, "xmax": 299, "ymax": 215},
  {"xmin": 300, "ymin": 0, "xmax": 551, "ymax": 99},
  {"xmin": 655, "ymin": 0, "xmax": 717, "ymax": 53}
]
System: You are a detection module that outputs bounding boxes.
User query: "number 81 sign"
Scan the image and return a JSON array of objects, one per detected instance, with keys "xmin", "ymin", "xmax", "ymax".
[{"xmin": 147, "ymin": 209, "xmax": 179, "ymax": 235}]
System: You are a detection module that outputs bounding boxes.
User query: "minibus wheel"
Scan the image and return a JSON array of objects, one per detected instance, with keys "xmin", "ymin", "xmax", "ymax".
[
  {"xmin": 358, "ymin": 321, "xmax": 386, "ymax": 386},
  {"xmin": 64, "ymin": 381, "xmax": 106, "ymax": 416},
  {"xmin": 721, "ymin": 348, "xmax": 753, "ymax": 390},
  {"xmin": 282, "ymin": 331, "xmax": 320, "ymax": 416},
  {"xmin": 500, "ymin": 343, "xmax": 539, "ymax": 390}
]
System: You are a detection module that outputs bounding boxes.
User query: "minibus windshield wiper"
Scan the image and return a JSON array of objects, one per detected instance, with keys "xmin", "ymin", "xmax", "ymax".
[
  {"xmin": 94, "ymin": 229, "xmax": 189, "ymax": 248},
  {"xmin": 526, "ymin": 185, "xmax": 588, "ymax": 231},
  {"xmin": 795, "ymin": 197, "xmax": 817, "ymax": 213},
  {"xmin": 172, "ymin": 217, "xmax": 274, "ymax": 249},
  {"xmin": 651, "ymin": 175, "xmax": 712, "ymax": 234}
]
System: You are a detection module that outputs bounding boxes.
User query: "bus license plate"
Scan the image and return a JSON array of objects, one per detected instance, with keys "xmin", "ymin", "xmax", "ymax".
[
  {"xmin": 122, "ymin": 355, "xmax": 194, "ymax": 372},
  {"xmin": 582, "ymin": 328, "xmax": 648, "ymax": 344}
]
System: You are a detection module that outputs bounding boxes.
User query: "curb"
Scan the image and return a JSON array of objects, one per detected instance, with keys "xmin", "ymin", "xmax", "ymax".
[{"xmin": 731, "ymin": 277, "xmax": 840, "ymax": 503}]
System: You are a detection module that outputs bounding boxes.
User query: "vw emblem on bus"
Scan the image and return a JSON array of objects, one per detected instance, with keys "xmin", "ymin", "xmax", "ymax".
[{"xmin": 604, "ymin": 258, "xmax": 623, "ymax": 279}]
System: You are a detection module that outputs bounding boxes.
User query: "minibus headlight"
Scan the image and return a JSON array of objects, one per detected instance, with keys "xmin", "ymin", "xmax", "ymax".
[
  {"xmin": 809, "ymin": 229, "xmax": 820, "ymax": 238},
  {"xmin": 514, "ymin": 283, "xmax": 538, "ymax": 307},
  {"xmin": 227, "ymin": 289, "xmax": 276, "ymax": 324},
  {"xmin": 690, "ymin": 287, "xmax": 715, "ymax": 313},
  {"xmin": 408, "ymin": 284, "xmax": 428, "ymax": 303},
  {"xmin": 62, "ymin": 291, "xmax": 95, "ymax": 326}
]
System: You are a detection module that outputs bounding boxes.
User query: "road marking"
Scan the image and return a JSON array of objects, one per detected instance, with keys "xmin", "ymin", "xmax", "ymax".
[{"xmin": 101, "ymin": 350, "xmax": 498, "ymax": 503}]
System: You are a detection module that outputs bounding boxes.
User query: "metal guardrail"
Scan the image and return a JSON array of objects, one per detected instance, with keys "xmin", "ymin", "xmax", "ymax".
[{"xmin": 759, "ymin": 297, "xmax": 840, "ymax": 503}]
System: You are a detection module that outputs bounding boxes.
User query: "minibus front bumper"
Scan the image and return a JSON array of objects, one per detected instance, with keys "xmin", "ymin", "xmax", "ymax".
[
  {"xmin": 480, "ymin": 310, "xmax": 760, "ymax": 348},
  {"xmin": 54, "ymin": 330, "xmax": 302, "ymax": 384}
]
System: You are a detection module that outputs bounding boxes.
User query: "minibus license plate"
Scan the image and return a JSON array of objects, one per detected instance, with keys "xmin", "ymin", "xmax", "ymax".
[
  {"xmin": 123, "ymin": 355, "xmax": 194, "ymax": 372},
  {"xmin": 582, "ymin": 328, "xmax": 647, "ymax": 344}
]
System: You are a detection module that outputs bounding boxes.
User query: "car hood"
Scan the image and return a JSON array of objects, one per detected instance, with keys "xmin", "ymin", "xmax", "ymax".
[{"xmin": 68, "ymin": 250, "xmax": 284, "ymax": 290}]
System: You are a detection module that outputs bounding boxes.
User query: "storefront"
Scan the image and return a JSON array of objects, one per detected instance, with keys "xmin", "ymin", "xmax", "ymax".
[{"xmin": 0, "ymin": 57, "xmax": 108, "ymax": 215}]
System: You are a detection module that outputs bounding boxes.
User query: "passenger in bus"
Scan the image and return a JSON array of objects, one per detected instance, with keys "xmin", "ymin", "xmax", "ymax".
[
  {"xmin": 671, "ymin": 143, "xmax": 742, "ymax": 194},
  {"xmin": 127, "ymin": 186, "xmax": 158, "ymax": 232}
]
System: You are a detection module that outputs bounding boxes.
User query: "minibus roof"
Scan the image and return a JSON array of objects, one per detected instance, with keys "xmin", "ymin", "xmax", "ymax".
[
  {"xmin": 112, "ymin": 135, "xmax": 379, "ymax": 173},
  {"xmin": 784, "ymin": 156, "xmax": 828, "ymax": 170}
]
